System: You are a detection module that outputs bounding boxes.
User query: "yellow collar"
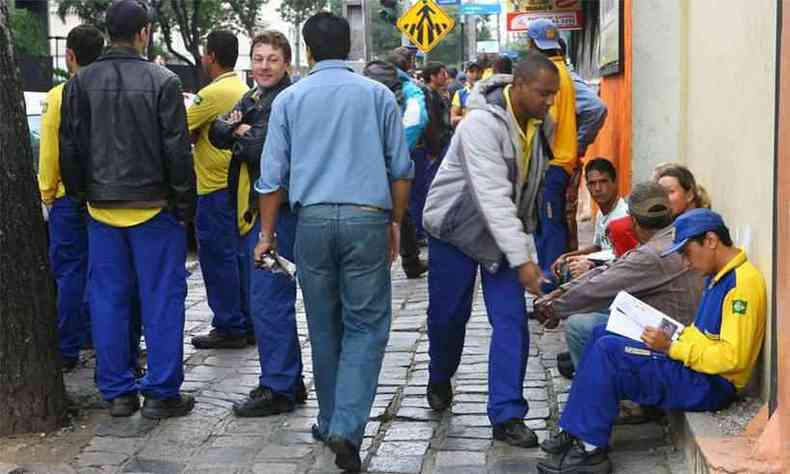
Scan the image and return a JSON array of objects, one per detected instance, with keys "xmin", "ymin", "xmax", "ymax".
[
  {"xmin": 212, "ymin": 71, "xmax": 237, "ymax": 84},
  {"xmin": 712, "ymin": 249, "xmax": 747, "ymax": 283},
  {"xmin": 503, "ymin": 84, "xmax": 540, "ymax": 137}
]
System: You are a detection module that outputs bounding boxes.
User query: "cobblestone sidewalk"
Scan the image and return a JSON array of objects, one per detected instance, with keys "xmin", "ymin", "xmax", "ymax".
[{"xmin": 19, "ymin": 259, "xmax": 687, "ymax": 474}]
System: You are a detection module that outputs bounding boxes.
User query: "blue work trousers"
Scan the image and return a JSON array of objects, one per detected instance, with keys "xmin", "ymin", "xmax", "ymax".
[
  {"xmin": 295, "ymin": 204, "xmax": 392, "ymax": 448},
  {"xmin": 535, "ymin": 165, "xmax": 570, "ymax": 274},
  {"xmin": 88, "ymin": 212, "xmax": 187, "ymax": 401},
  {"xmin": 48, "ymin": 197, "xmax": 90, "ymax": 361},
  {"xmin": 427, "ymin": 238, "xmax": 530, "ymax": 425},
  {"xmin": 409, "ymin": 147, "xmax": 429, "ymax": 239},
  {"xmin": 560, "ymin": 325, "xmax": 736, "ymax": 448},
  {"xmin": 243, "ymin": 209, "xmax": 303, "ymax": 397},
  {"xmin": 196, "ymin": 189, "xmax": 245, "ymax": 336}
]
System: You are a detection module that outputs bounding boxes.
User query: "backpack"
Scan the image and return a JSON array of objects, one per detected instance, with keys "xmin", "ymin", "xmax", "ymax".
[{"xmin": 362, "ymin": 60, "xmax": 405, "ymax": 109}]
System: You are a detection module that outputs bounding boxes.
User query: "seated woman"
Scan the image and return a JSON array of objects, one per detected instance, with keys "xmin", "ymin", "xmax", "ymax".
[{"xmin": 654, "ymin": 163, "xmax": 711, "ymax": 217}]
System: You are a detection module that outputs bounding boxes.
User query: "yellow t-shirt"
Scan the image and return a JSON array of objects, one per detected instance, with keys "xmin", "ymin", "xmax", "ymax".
[
  {"xmin": 237, "ymin": 162, "xmax": 254, "ymax": 236},
  {"xmin": 187, "ymin": 71, "xmax": 249, "ymax": 195},
  {"xmin": 547, "ymin": 56, "xmax": 578, "ymax": 175},
  {"xmin": 482, "ymin": 68, "xmax": 494, "ymax": 80},
  {"xmin": 88, "ymin": 206, "xmax": 162, "ymax": 228},
  {"xmin": 38, "ymin": 83, "xmax": 67, "ymax": 206},
  {"xmin": 504, "ymin": 85, "xmax": 539, "ymax": 181}
]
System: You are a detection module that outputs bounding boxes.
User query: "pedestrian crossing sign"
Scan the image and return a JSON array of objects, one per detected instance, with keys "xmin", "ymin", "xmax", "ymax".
[{"xmin": 397, "ymin": 0, "xmax": 455, "ymax": 53}]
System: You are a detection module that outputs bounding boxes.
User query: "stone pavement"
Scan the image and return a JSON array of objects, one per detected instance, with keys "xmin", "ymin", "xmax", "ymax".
[{"xmin": 48, "ymin": 259, "xmax": 689, "ymax": 474}]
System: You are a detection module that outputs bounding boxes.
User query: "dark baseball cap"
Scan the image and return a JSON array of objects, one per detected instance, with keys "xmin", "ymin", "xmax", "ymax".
[
  {"xmin": 660, "ymin": 208, "xmax": 726, "ymax": 257},
  {"xmin": 627, "ymin": 183, "xmax": 671, "ymax": 221},
  {"xmin": 106, "ymin": 0, "xmax": 152, "ymax": 39}
]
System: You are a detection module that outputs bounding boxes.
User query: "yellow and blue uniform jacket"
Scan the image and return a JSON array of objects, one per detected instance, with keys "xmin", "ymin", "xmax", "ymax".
[
  {"xmin": 38, "ymin": 83, "xmax": 66, "ymax": 206},
  {"xmin": 187, "ymin": 71, "xmax": 249, "ymax": 195},
  {"xmin": 668, "ymin": 250, "xmax": 767, "ymax": 390},
  {"xmin": 547, "ymin": 56, "xmax": 578, "ymax": 175}
]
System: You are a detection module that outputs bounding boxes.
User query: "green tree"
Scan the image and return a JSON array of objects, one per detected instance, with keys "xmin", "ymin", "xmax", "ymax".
[
  {"xmin": 278, "ymin": 0, "xmax": 328, "ymax": 71},
  {"xmin": 225, "ymin": 0, "xmax": 269, "ymax": 39},
  {"xmin": 368, "ymin": 0, "xmax": 401, "ymax": 59},
  {"xmin": 9, "ymin": 7, "xmax": 48, "ymax": 56}
]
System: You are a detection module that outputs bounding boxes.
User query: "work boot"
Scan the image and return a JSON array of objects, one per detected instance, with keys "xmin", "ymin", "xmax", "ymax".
[
  {"xmin": 191, "ymin": 329, "xmax": 247, "ymax": 349},
  {"xmin": 426, "ymin": 381, "xmax": 453, "ymax": 411},
  {"xmin": 403, "ymin": 260, "xmax": 428, "ymax": 279},
  {"xmin": 141, "ymin": 394, "xmax": 196, "ymax": 419},
  {"xmin": 233, "ymin": 386, "xmax": 295, "ymax": 417},
  {"xmin": 557, "ymin": 352, "xmax": 575, "ymax": 379},
  {"xmin": 541, "ymin": 430, "xmax": 575, "ymax": 455},
  {"xmin": 295, "ymin": 379, "xmax": 308, "ymax": 405},
  {"xmin": 536, "ymin": 440, "xmax": 612, "ymax": 474},
  {"xmin": 109, "ymin": 393, "xmax": 140, "ymax": 417},
  {"xmin": 327, "ymin": 435, "xmax": 362, "ymax": 473},
  {"xmin": 493, "ymin": 418, "xmax": 539, "ymax": 448}
]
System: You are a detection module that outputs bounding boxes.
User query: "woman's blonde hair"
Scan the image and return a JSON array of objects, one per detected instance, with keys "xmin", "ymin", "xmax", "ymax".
[{"xmin": 654, "ymin": 164, "xmax": 711, "ymax": 210}]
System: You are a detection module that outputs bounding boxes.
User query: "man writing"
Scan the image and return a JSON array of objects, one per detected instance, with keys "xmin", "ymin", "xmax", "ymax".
[
  {"xmin": 253, "ymin": 13, "xmax": 412, "ymax": 472},
  {"xmin": 422, "ymin": 53, "xmax": 558, "ymax": 448},
  {"xmin": 537, "ymin": 209, "xmax": 766, "ymax": 474}
]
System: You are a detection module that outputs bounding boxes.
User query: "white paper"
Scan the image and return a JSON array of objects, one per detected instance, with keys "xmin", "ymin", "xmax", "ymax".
[
  {"xmin": 606, "ymin": 291, "xmax": 685, "ymax": 342},
  {"xmin": 586, "ymin": 249, "xmax": 615, "ymax": 263}
]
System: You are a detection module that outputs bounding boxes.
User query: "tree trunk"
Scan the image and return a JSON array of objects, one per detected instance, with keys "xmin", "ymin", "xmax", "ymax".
[{"xmin": 0, "ymin": 3, "xmax": 67, "ymax": 436}]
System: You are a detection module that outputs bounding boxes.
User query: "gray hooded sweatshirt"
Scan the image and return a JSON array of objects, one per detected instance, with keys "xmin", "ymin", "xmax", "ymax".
[{"xmin": 422, "ymin": 75, "xmax": 556, "ymax": 273}]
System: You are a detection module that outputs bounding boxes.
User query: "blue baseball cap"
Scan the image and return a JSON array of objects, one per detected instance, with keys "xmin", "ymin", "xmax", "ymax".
[
  {"xmin": 527, "ymin": 18, "xmax": 561, "ymax": 51},
  {"xmin": 660, "ymin": 208, "xmax": 726, "ymax": 257}
]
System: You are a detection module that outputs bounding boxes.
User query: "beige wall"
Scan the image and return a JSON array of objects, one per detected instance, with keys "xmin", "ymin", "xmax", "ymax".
[{"xmin": 632, "ymin": 0, "xmax": 777, "ymax": 398}]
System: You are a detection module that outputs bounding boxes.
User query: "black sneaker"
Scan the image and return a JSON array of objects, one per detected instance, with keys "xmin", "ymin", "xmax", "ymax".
[
  {"xmin": 109, "ymin": 393, "xmax": 140, "ymax": 417},
  {"xmin": 191, "ymin": 329, "xmax": 247, "ymax": 349},
  {"xmin": 427, "ymin": 381, "xmax": 453, "ymax": 411},
  {"xmin": 557, "ymin": 356, "xmax": 575, "ymax": 380},
  {"xmin": 233, "ymin": 386, "xmax": 295, "ymax": 417},
  {"xmin": 536, "ymin": 440, "xmax": 612, "ymax": 474},
  {"xmin": 141, "ymin": 394, "xmax": 196, "ymax": 419},
  {"xmin": 311, "ymin": 424, "xmax": 326, "ymax": 443},
  {"xmin": 295, "ymin": 379, "xmax": 308, "ymax": 405},
  {"xmin": 327, "ymin": 435, "xmax": 362, "ymax": 473},
  {"xmin": 541, "ymin": 430, "xmax": 575, "ymax": 454},
  {"xmin": 493, "ymin": 418, "xmax": 539, "ymax": 448},
  {"xmin": 403, "ymin": 260, "xmax": 429, "ymax": 279},
  {"xmin": 245, "ymin": 330, "xmax": 256, "ymax": 346}
]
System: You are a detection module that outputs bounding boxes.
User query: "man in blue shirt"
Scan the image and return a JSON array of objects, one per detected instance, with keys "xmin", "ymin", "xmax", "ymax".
[{"xmin": 254, "ymin": 12, "xmax": 412, "ymax": 473}]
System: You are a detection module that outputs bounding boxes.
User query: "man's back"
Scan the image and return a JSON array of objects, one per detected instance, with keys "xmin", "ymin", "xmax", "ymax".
[{"xmin": 259, "ymin": 60, "xmax": 410, "ymax": 210}]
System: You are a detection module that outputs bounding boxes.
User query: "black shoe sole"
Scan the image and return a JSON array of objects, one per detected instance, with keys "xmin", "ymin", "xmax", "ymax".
[
  {"xmin": 191, "ymin": 338, "xmax": 248, "ymax": 349},
  {"xmin": 327, "ymin": 438, "xmax": 362, "ymax": 472},
  {"xmin": 536, "ymin": 459, "xmax": 613, "ymax": 474},
  {"xmin": 141, "ymin": 399, "xmax": 196, "ymax": 420},
  {"xmin": 232, "ymin": 403, "xmax": 295, "ymax": 418}
]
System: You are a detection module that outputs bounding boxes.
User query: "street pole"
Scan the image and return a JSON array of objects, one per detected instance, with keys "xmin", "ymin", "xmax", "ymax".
[{"xmin": 459, "ymin": 14, "xmax": 465, "ymax": 66}]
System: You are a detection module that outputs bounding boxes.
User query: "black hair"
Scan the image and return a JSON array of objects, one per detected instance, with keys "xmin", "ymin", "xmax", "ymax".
[
  {"xmin": 106, "ymin": 0, "xmax": 150, "ymax": 43},
  {"xmin": 585, "ymin": 157, "xmax": 617, "ymax": 182},
  {"xmin": 493, "ymin": 56, "xmax": 512, "ymax": 74},
  {"xmin": 423, "ymin": 61, "xmax": 446, "ymax": 82},
  {"xmin": 447, "ymin": 66, "xmax": 458, "ymax": 78},
  {"xmin": 302, "ymin": 12, "xmax": 350, "ymax": 62},
  {"xmin": 513, "ymin": 51, "xmax": 558, "ymax": 84},
  {"xmin": 67, "ymin": 24, "xmax": 105, "ymax": 67},
  {"xmin": 690, "ymin": 226, "xmax": 734, "ymax": 247},
  {"xmin": 206, "ymin": 30, "xmax": 239, "ymax": 69}
]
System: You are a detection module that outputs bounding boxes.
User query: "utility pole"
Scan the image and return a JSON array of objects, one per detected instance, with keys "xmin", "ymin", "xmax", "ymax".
[{"xmin": 344, "ymin": 0, "xmax": 370, "ymax": 65}]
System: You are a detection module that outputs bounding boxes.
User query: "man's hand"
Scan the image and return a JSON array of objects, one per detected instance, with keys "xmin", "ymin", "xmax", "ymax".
[
  {"xmin": 550, "ymin": 252, "xmax": 572, "ymax": 277},
  {"xmin": 641, "ymin": 327, "xmax": 672, "ymax": 353},
  {"xmin": 253, "ymin": 236, "xmax": 276, "ymax": 267},
  {"xmin": 567, "ymin": 256, "xmax": 592, "ymax": 278},
  {"xmin": 227, "ymin": 110, "xmax": 243, "ymax": 125},
  {"xmin": 233, "ymin": 123, "xmax": 252, "ymax": 137},
  {"xmin": 518, "ymin": 261, "xmax": 543, "ymax": 296},
  {"xmin": 388, "ymin": 222, "xmax": 401, "ymax": 265}
]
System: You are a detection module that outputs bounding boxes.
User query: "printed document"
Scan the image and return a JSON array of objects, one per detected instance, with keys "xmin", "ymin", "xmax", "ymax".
[{"xmin": 607, "ymin": 291, "xmax": 685, "ymax": 342}]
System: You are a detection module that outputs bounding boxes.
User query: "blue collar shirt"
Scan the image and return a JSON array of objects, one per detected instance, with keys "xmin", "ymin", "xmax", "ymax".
[{"xmin": 255, "ymin": 60, "xmax": 413, "ymax": 210}]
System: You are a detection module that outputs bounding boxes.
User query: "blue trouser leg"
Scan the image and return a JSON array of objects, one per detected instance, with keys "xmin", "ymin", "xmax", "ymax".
[
  {"xmin": 196, "ymin": 189, "xmax": 245, "ymax": 336},
  {"xmin": 237, "ymin": 227, "xmax": 253, "ymax": 335},
  {"xmin": 565, "ymin": 311, "xmax": 611, "ymax": 367},
  {"xmin": 248, "ymin": 207, "xmax": 302, "ymax": 396},
  {"xmin": 409, "ymin": 147, "xmax": 429, "ymax": 239},
  {"xmin": 48, "ymin": 197, "xmax": 89, "ymax": 361},
  {"xmin": 480, "ymin": 263, "xmax": 530, "ymax": 425},
  {"xmin": 296, "ymin": 204, "xmax": 391, "ymax": 448},
  {"xmin": 559, "ymin": 325, "xmax": 736, "ymax": 448},
  {"xmin": 427, "ymin": 238, "xmax": 476, "ymax": 384},
  {"xmin": 535, "ymin": 165, "xmax": 571, "ymax": 274}
]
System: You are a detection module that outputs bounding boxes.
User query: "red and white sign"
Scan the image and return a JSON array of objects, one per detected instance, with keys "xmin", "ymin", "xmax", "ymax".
[{"xmin": 507, "ymin": 10, "xmax": 583, "ymax": 31}]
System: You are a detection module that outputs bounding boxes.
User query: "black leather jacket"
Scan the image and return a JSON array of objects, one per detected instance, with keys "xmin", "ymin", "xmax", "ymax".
[
  {"xmin": 60, "ymin": 47, "xmax": 196, "ymax": 221},
  {"xmin": 209, "ymin": 76, "xmax": 290, "ymax": 228}
]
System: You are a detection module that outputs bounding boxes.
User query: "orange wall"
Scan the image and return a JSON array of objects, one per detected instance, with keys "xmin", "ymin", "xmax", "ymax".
[{"xmin": 585, "ymin": 0, "xmax": 632, "ymax": 195}]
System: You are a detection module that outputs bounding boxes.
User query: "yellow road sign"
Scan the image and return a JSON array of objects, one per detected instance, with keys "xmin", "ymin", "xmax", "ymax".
[{"xmin": 397, "ymin": 0, "xmax": 455, "ymax": 53}]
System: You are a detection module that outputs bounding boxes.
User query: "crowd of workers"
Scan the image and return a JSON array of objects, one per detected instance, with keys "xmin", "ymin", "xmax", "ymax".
[{"xmin": 36, "ymin": 1, "xmax": 767, "ymax": 472}]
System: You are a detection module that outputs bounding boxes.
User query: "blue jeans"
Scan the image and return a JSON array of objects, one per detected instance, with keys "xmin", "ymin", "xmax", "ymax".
[
  {"xmin": 427, "ymin": 238, "xmax": 530, "ymax": 425},
  {"xmin": 48, "ymin": 197, "xmax": 90, "ymax": 361},
  {"xmin": 244, "ymin": 209, "xmax": 303, "ymax": 397},
  {"xmin": 295, "ymin": 204, "xmax": 391, "ymax": 447},
  {"xmin": 565, "ymin": 311, "xmax": 610, "ymax": 367},
  {"xmin": 88, "ymin": 211, "xmax": 187, "ymax": 401},
  {"xmin": 560, "ymin": 325, "xmax": 735, "ymax": 448},
  {"xmin": 535, "ymin": 165, "xmax": 570, "ymax": 274},
  {"xmin": 196, "ymin": 189, "xmax": 245, "ymax": 336}
]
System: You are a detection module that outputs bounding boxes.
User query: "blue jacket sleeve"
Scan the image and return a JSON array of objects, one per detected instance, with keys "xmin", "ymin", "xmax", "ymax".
[
  {"xmin": 255, "ymin": 96, "xmax": 291, "ymax": 194},
  {"xmin": 572, "ymin": 72, "xmax": 607, "ymax": 156}
]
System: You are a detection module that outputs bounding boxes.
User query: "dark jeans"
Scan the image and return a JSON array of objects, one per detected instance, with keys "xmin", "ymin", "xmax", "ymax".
[{"xmin": 399, "ymin": 211, "xmax": 421, "ymax": 269}]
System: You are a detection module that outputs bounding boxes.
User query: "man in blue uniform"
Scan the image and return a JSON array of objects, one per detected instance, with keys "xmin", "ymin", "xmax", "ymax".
[{"xmin": 537, "ymin": 209, "xmax": 767, "ymax": 474}]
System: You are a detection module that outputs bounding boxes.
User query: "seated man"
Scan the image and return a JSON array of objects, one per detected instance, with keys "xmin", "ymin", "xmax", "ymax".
[
  {"xmin": 536, "ymin": 209, "xmax": 767, "ymax": 474},
  {"xmin": 550, "ymin": 157, "xmax": 628, "ymax": 282},
  {"xmin": 535, "ymin": 182, "xmax": 703, "ymax": 375}
]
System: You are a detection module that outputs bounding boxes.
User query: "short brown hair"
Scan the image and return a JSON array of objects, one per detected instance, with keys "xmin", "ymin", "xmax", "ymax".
[{"xmin": 250, "ymin": 30, "xmax": 292, "ymax": 64}]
